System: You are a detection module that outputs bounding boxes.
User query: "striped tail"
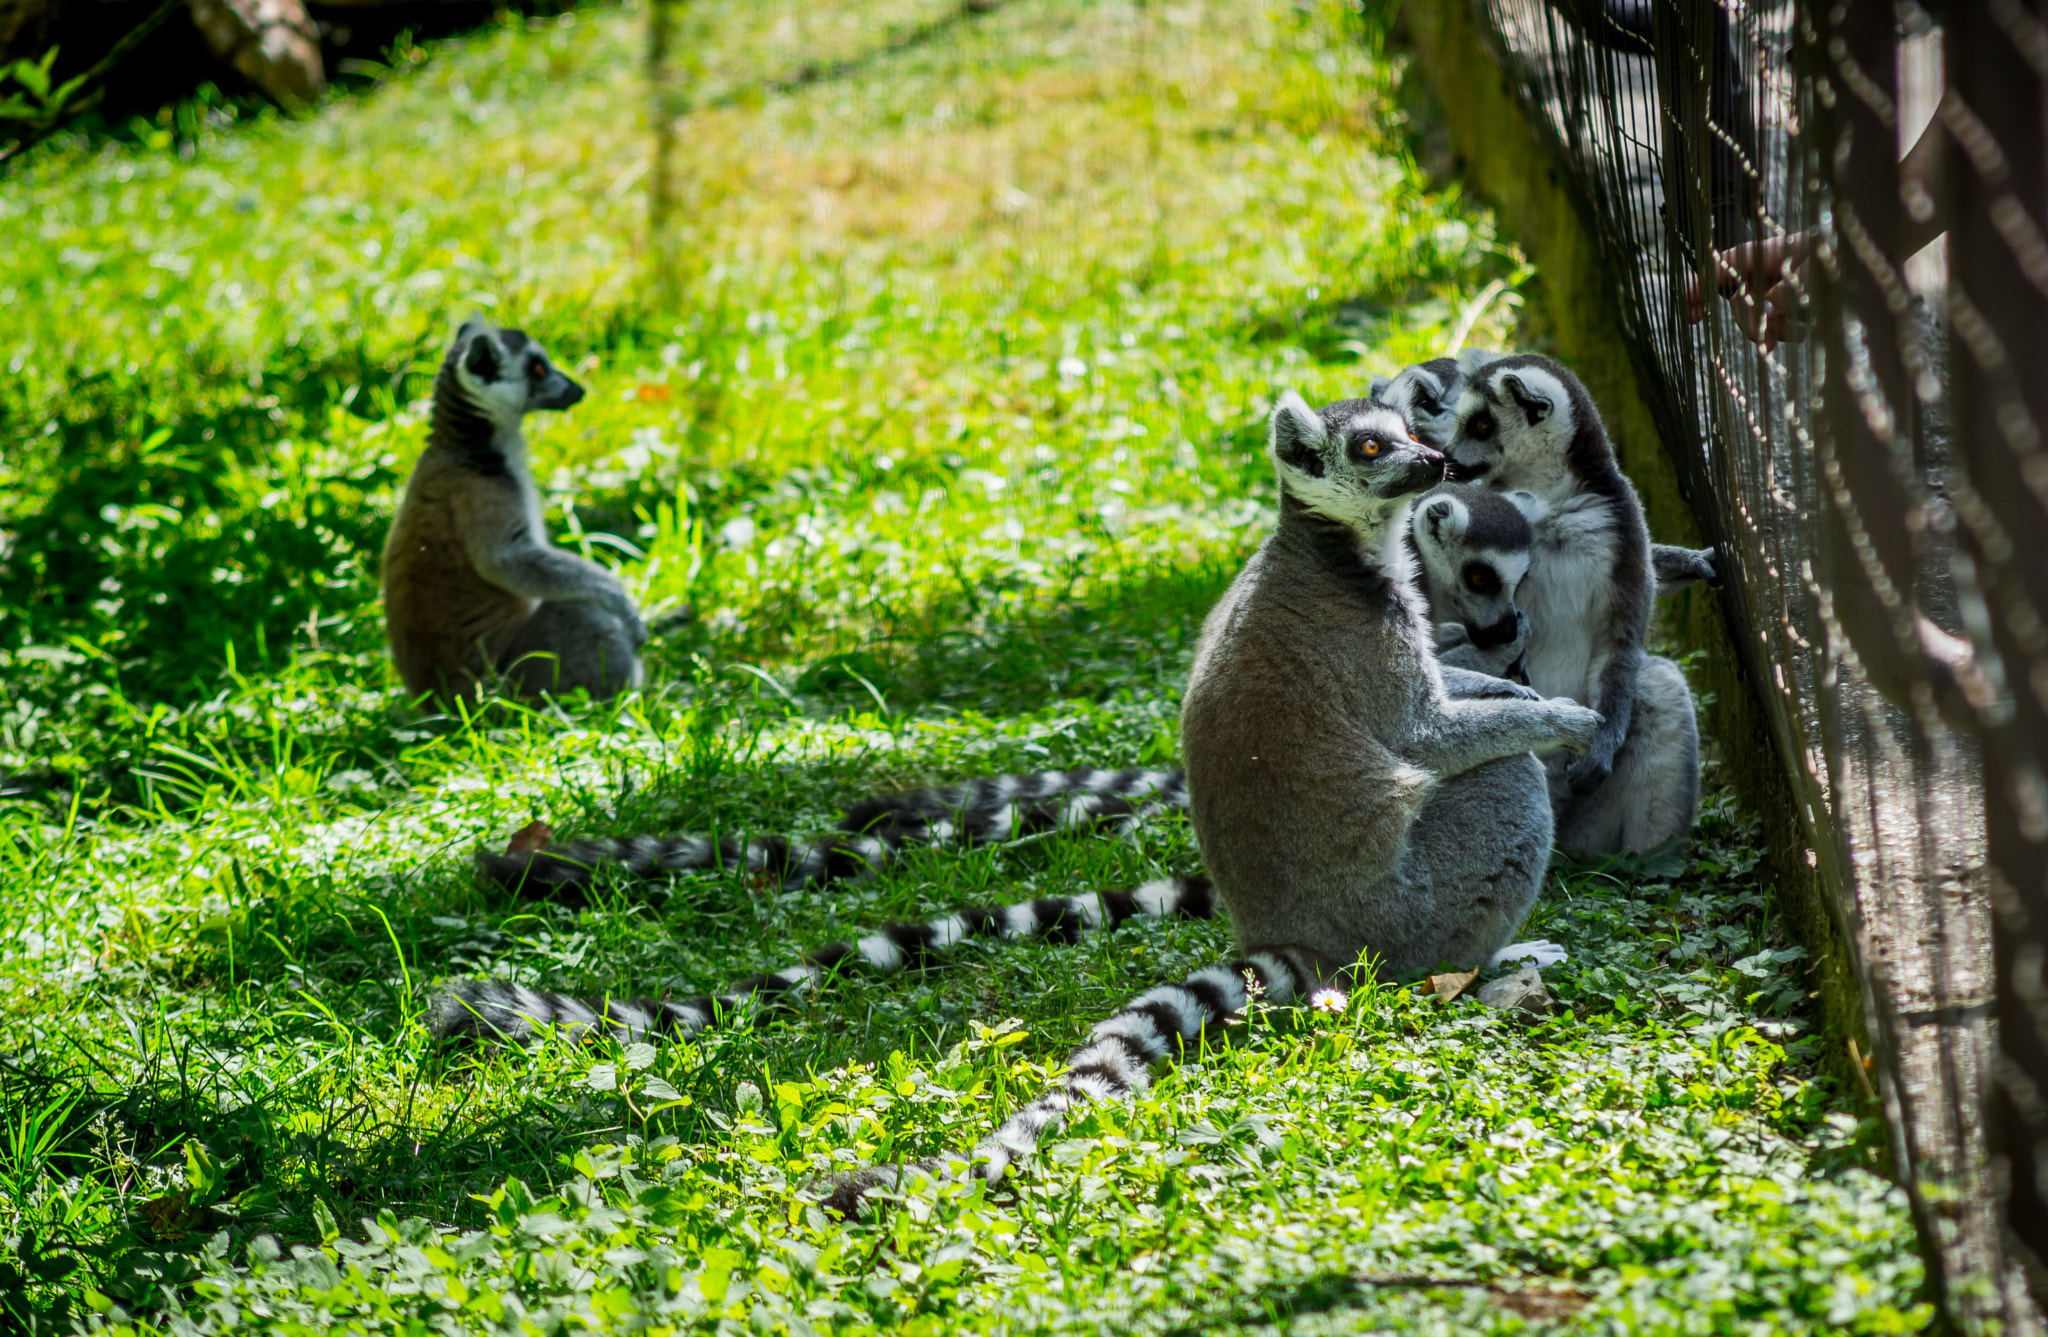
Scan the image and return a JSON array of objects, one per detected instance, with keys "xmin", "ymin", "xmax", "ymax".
[
  {"xmin": 430, "ymin": 873, "xmax": 1216, "ymax": 1044},
  {"xmin": 477, "ymin": 766, "xmax": 1190, "ymax": 899},
  {"xmin": 817, "ymin": 947, "xmax": 1331, "ymax": 1217}
]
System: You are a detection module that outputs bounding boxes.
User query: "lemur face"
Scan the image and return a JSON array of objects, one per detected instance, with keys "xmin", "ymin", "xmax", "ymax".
[
  {"xmin": 1269, "ymin": 390, "xmax": 1447, "ymax": 533},
  {"xmin": 1443, "ymin": 360, "xmax": 1576, "ymax": 492},
  {"xmin": 451, "ymin": 317, "xmax": 586, "ymax": 425},
  {"xmin": 1369, "ymin": 349, "xmax": 1504, "ymax": 449},
  {"xmin": 1410, "ymin": 484, "xmax": 1538, "ymax": 649}
]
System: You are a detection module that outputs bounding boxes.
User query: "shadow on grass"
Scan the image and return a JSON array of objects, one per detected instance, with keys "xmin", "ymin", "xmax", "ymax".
[{"xmin": 678, "ymin": 547, "xmax": 1247, "ymax": 722}]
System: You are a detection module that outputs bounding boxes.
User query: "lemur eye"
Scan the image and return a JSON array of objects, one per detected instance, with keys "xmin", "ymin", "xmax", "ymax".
[
  {"xmin": 1470, "ymin": 413, "xmax": 1495, "ymax": 441},
  {"xmin": 1363, "ymin": 438, "xmax": 1382, "ymax": 457},
  {"xmin": 1464, "ymin": 566, "xmax": 1500, "ymax": 594},
  {"xmin": 528, "ymin": 356, "xmax": 547, "ymax": 380}
]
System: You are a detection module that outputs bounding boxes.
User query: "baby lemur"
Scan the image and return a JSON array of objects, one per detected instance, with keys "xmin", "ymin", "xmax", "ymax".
[
  {"xmin": 382, "ymin": 318, "xmax": 647, "ymax": 707},
  {"xmin": 1411, "ymin": 483, "xmax": 1699, "ymax": 852}
]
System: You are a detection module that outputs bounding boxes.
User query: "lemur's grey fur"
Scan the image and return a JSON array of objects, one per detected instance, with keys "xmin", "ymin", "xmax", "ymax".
[
  {"xmin": 1439, "ymin": 355, "xmax": 1654, "ymax": 801},
  {"xmin": 817, "ymin": 392, "xmax": 1599, "ymax": 1217},
  {"xmin": 382, "ymin": 317, "xmax": 645, "ymax": 707},
  {"xmin": 1410, "ymin": 485, "xmax": 1699, "ymax": 853},
  {"xmin": 1180, "ymin": 391, "xmax": 1599, "ymax": 979},
  {"xmin": 1376, "ymin": 351, "xmax": 1717, "ymax": 603}
]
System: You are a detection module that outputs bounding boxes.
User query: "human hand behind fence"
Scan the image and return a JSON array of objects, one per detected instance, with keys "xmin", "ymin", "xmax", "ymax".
[{"xmin": 1683, "ymin": 231, "xmax": 1815, "ymax": 354}]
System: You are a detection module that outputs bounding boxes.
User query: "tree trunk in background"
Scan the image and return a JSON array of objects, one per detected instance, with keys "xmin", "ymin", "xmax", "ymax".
[
  {"xmin": 185, "ymin": 0, "xmax": 320, "ymax": 104},
  {"xmin": 0, "ymin": 0, "xmax": 54, "ymax": 62}
]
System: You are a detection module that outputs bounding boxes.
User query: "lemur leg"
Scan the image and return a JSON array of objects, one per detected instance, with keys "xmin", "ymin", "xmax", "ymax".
[
  {"xmin": 1555, "ymin": 656, "xmax": 1699, "ymax": 854},
  {"xmin": 495, "ymin": 601, "xmax": 643, "ymax": 700},
  {"xmin": 1375, "ymin": 753, "xmax": 1554, "ymax": 975},
  {"xmin": 1566, "ymin": 644, "xmax": 1644, "ymax": 794},
  {"xmin": 819, "ymin": 947, "xmax": 1331, "ymax": 1217}
]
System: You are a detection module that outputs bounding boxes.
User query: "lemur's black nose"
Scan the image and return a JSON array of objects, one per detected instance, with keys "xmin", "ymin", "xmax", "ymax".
[{"xmin": 1470, "ymin": 610, "xmax": 1522, "ymax": 650}]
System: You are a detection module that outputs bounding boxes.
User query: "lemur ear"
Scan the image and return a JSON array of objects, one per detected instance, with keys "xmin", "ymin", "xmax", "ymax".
[
  {"xmin": 456, "ymin": 313, "xmax": 494, "ymax": 343},
  {"xmin": 464, "ymin": 333, "xmax": 501, "ymax": 381},
  {"xmin": 1367, "ymin": 374, "xmax": 1391, "ymax": 398},
  {"xmin": 1502, "ymin": 489, "xmax": 1546, "ymax": 522},
  {"xmin": 1269, "ymin": 390, "xmax": 1329, "ymax": 478},
  {"xmin": 1498, "ymin": 372, "xmax": 1553, "ymax": 425},
  {"xmin": 1422, "ymin": 493, "xmax": 1467, "ymax": 537},
  {"xmin": 1457, "ymin": 347, "xmax": 1506, "ymax": 372}
]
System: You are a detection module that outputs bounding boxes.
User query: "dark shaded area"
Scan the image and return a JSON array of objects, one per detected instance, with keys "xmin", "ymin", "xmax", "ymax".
[
  {"xmin": 13, "ymin": 0, "xmax": 1012, "ymax": 160},
  {"xmin": 19, "ymin": 0, "xmax": 539, "ymax": 142},
  {"xmin": 1159, "ymin": 1270, "xmax": 1587, "ymax": 1333}
]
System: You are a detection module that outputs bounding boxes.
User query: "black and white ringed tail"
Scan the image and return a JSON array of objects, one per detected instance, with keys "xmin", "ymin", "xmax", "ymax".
[{"xmin": 431, "ymin": 873, "xmax": 1216, "ymax": 1044}]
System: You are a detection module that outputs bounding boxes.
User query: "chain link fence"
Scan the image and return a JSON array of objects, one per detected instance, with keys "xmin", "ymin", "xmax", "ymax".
[{"xmin": 1430, "ymin": 0, "xmax": 2048, "ymax": 1329}]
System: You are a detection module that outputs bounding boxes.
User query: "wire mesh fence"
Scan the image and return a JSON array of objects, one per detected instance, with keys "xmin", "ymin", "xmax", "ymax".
[{"xmin": 1451, "ymin": 0, "xmax": 2048, "ymax": 1328}]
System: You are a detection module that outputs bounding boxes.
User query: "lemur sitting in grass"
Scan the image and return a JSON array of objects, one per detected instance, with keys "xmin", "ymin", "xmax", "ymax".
[{"xmin": 382, "ymin": 318, "xmax": 647, "ymax": 708}]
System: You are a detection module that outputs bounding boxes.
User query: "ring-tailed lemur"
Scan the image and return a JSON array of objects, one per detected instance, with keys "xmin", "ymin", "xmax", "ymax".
[
  {"xmin": 818, "ymin": 391, "xmax": 1601, "ymax": 1214},
  {"xmin": 1370, "ymin": 349, "xmax": 1506, "ymax": 452},
  {"xmin": 1410, "ymin": 485, "xmax": 1699, "ymax": 853},
  {"xmin": 1375, "ymin": 352, "xmax": 1719, "ymax": 603},
  {"xmin": 1405, "ymin": 482, "xmax": 1538, "ymax": 678},
  {"xmin": 1436, "ymin": 355, "xmax": 1655, "ymax": 802},
  {"xmin": 1182, "ymin": 392, "xmax": 1598, "ymax": 978},
  {"xmin": 382, "ymin": 317, "xmax": 647, "ymax": 708}
]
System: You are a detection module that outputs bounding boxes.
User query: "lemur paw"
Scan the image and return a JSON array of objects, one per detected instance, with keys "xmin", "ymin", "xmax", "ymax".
[
  {"xmin": 1474, "ymin": 677, "xmax": 1542, "ymax": 701},
  {"xmin": 1550, "ymin": 704, "xmax": 1604, "ymax": 755},
  {"xmin": 1566, "ymin": 750, "xmax": 1614, "ymax": 793},
  {"xmin": 1433, "ymin": 621, "xmax": 1471, "ymax": 653}
]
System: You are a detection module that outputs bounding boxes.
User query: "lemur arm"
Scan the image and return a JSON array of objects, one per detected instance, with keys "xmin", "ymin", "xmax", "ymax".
[
  {"xmin": 457, "ymin": 489, "xmax": 646, "ymax": 636},
  {"xmin": 1650, "ymin": 544, "xmax": 1717, "ymax": 597},
  {"xmin": 1566, "ymin": 642, "xmax": 1643, "ymax": 793},
  {"xmin": 1402, "ymin": 694, "xmax": 1601, "ymax": 780},
  {"xmin": 1438, "ymin": 665, "xmax": 1540, "ymax": 701}
]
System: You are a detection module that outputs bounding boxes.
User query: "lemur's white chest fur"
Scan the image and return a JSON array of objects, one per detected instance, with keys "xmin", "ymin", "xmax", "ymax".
[{"xmin": 1515, "ymin": 491, "xmax": 1620, "ymax": 705}]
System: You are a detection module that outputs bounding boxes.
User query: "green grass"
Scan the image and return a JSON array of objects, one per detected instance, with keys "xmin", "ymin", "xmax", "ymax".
[{"xmin": 0, "ymin": 0, "xmax": 1927, "ymax": 1331}]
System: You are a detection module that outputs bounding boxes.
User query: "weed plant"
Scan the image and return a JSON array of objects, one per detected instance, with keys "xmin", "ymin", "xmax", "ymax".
[{"xmin": 0, "ymin": 0, "xmax": 1926, "ymax": 1331}]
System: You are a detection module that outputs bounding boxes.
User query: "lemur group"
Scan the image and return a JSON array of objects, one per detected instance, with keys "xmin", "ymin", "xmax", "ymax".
[{"xmin": 383, "ymin": 318, "xmax": 1717, "ymax": 1211}]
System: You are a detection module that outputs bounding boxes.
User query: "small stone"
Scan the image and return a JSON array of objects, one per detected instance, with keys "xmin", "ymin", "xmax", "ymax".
[{"xmin": 1475, "ymin": 965, "xmax": 1553, "ymax": 1016}]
